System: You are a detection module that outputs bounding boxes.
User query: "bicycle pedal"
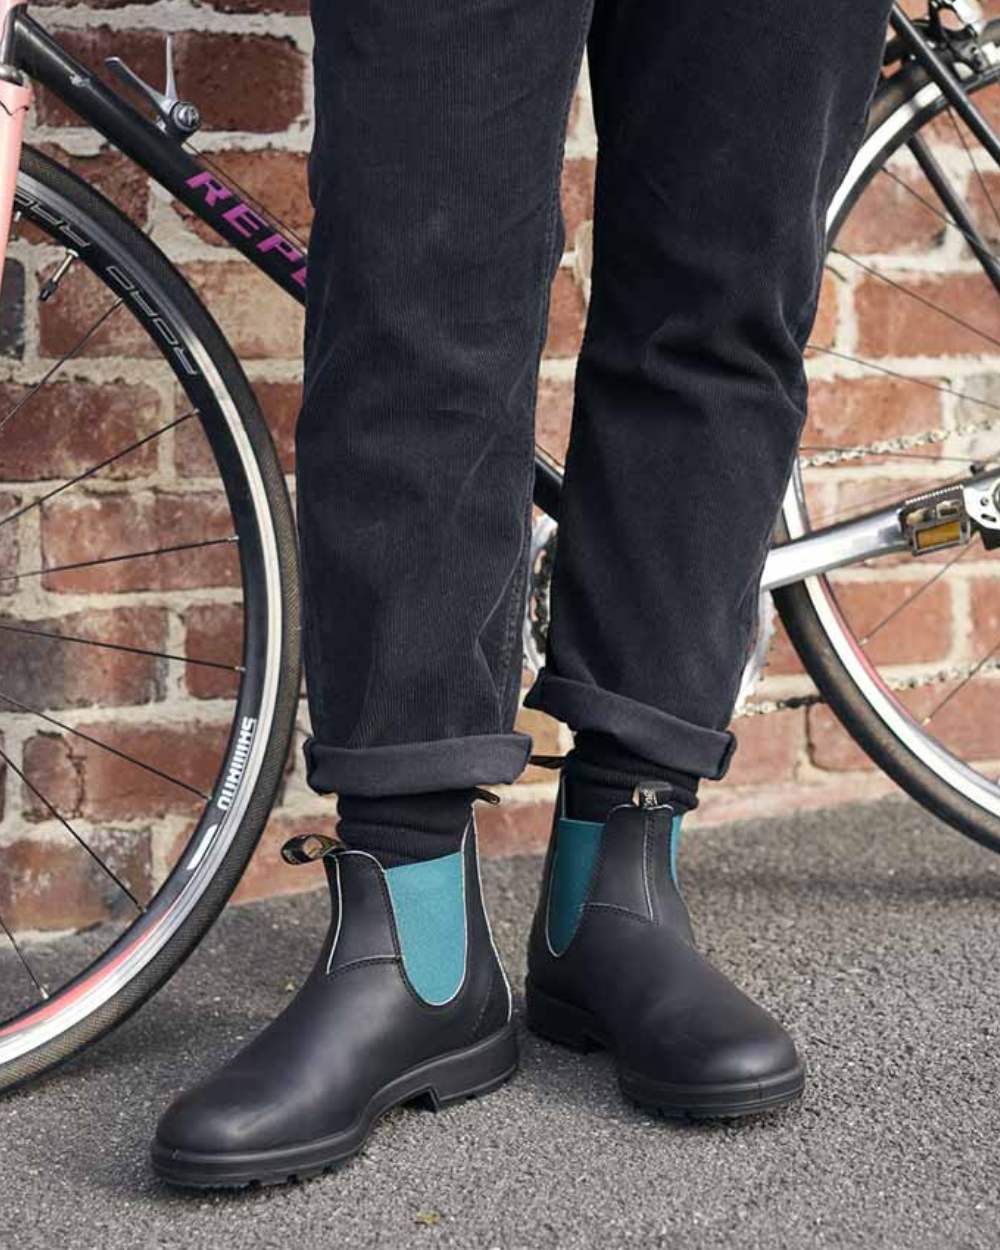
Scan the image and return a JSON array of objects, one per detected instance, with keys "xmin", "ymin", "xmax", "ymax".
[{"xmin": 900, "ymin": 488, "xmax": 970, "ymax": 555}]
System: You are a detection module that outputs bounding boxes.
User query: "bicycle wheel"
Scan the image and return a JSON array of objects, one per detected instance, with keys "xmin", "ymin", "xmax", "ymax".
[
  {"xmin": 775, "ymin": 22, "xmax": 1000, "ymax": 851},
  {"xmin": 0, "ymin": 145, "xmax": 300, "ymax": 1089}
]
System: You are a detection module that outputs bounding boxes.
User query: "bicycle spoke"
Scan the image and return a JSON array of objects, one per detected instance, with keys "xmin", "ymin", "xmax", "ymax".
[
  {"xmin": 0, "ymin": 744, "xmax": 143, "ymax": 912},
  {"xmin": 0, "ymin": 910, "xmax": 48, "ymax": 1001},
  {"xmin": 0, "ymin": 622, "xmax": 243, "ymax": 672},
  {"xmin": 804, "ymin": 345, "xmax": 1000, "ymax": 419},
  {"xmin": 0, "ymin": 411, "xmax": 198, "ymax": 533},
  {"xmin": 946, "ymin": 107, "xmax": 1000, "ymax": 240},
  {"xmin": 860, "ymin": 542, "xmax": 975, "ymax": 645},
  {"xmin": 877, "ymin": 165, "xmax": 986, "ymax": 256},
  {"xmin": 829, "ymin": 246, "xmax": 1000, "ymax": 354},
  {"xmin": 0, "ymin": 536, "xmax": 238, "ymax": 585},
  {"xmin": 816, "ymin": 469, "xmax": 981, "ymax": 527},
  {"xmin": 875, "ymin": 141, "xmax": 1000, "ymax": 287},
  {"xmin": 0, "ymin": 690, "xmax": 210, "ymax": 800},
  {"xmin": 0, "ymin": 299, "xmax": 124, "ymax": 439},
  {"xmin": 921, "ymin": 629, "xmax": 1000, "ymax": 726}
]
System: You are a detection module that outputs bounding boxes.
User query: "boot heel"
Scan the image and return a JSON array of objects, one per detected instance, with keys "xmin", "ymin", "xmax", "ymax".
[
  {"xmin": 526, "ymin": 981, "xmax": 602, "ymax": 1053},
  {"xmin": 422, "ymin": 1024, "xmax": 519, "ymax": 1110}
]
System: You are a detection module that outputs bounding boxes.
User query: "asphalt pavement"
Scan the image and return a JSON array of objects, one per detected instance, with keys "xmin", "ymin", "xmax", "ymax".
[{"xmin": 2, "ymin": 795, "xmax": 1000, "ymax": 1249}]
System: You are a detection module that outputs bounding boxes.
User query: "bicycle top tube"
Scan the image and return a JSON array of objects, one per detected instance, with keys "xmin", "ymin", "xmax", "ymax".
[{"xmin": 2, "ymin": 1, "xmax": 309, "ymax": 302}]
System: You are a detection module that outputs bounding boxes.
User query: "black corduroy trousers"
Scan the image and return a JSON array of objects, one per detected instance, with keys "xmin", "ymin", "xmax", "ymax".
[{"xmin": 296, "ymin": 0, "xmax": 893, "ymax": 798}]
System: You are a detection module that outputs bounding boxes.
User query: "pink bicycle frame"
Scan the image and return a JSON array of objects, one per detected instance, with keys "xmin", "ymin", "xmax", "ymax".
[{"xmin": 0, "ymin": 0, "xmax": 30, "ymax": 303}]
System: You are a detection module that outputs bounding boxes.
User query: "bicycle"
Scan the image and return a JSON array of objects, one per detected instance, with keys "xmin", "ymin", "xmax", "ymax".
[{"xmin": 0, "ymin": 0, "xmax": 998, "ymax": 1090}]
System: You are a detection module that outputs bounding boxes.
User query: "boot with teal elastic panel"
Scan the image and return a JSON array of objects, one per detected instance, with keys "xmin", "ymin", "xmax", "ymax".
[
  {"xmin": 153, "ymin": 811, "xmax": 517, "ymax": 1187},
  {"xmin": 526, "ymin": 780, "xmax": 805, "ymax": 1119}
]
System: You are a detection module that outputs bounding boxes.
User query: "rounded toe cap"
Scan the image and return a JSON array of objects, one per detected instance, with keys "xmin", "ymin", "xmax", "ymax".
[
  {"xmin": 633, "ymin": 990, "xmax": 802, "ymax": 1090},
  {"xmin": 155, "ymin": 1074, "xmax": 272, "ymax": 1157}
]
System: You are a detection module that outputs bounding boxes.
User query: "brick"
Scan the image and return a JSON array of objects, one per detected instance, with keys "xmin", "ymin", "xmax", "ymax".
[
  {"xmin": 23, "ymin": 733, "xmax": 85, "ymax": 821},
  {"xmin": 176, "ymin": 380, "xmax": 300, "ymax": 477},
  {"xmin": 560, "ymin": 158, "xmax": 595, "ymax": 245},
  {"xmin": 855, "ymin": 271, "xmax": 1000, "ymax": 358},
  {"xmin": 35, "ymin": 0, "xmax": 308, "ymax": 9},
  {"xmin": 829, "ymin": 578, "xmax": 953, "ymax": 666},
  {"xmin": 0, "ymin": 259, "xmax": 25, "ymax": 360},
  {"xmin": 808, "ymin": 270, "xmax": 839, "ymax": 352},
  {"xmin": 179, "ymin": 262, "xmax": 305, "ymax": 360},
  {"xmin": 806, "ymin": 375, "xmax": 942, "ymax": 455},
  {"xmin": 476, "ymin": 798, "xmax": 553, "ymax": 858},
  {"xmin": 228, "ymin": 814, "xmax": 325, "ymax": 905},
  {"xmin": 24, "ymin": 722, "xmax": 230, "ymax": 822},
  {"xmin": 37, "ymin": 144, "xmax": 151, "ymax": 225},
  {"xmin": 726, "ymin": 709, "xmax": 804, "ymax": 787},
  {"xmin": 513, "ymin": 703, "xmax": 563, "ymax": 786},
  {"xmin": 36, "ymin": 30, "xmax": 305, "ymax": 134},
  {"xmin": 40, "ymin": 491, "xmax": 239, "ymax": 593},
  {"xmin": 966, "ymin": 171, "xmax": 1000, "ymax": 252},
  {"xmin": 836, "ymin": 167, "xmax": 944, "ymax": 256},
  {"xmin": 0, "ymin": 606, "xmax": 167, "ymax": 714},
  {"xmin": 184, "ymin": 603, "xmax": 244, "ymax": 700},
  {"xmin": 543, "ymin": 269, "xmax": 587, "ymax": 359},
  {"xmin": 0, "ymin": 829, "xmax": 152, "ymax": 932},
  {"xmin": 906, "ymin": 677, "xmax": 1000, "ymax": 764},
  {"xmin": 38, "ymin": 262, "xmax": 160, "ymax": 361},
  {"xmin": 207, "ymin": 0, "xmax": 310, "ymax": 10},
  {"xmin": 968, "ymin": 576, "xmax": 1000, "ymax": 655},
  {"xmin": 0, "ymin": 381, "xmax": 162, "ymax": 482},
  {"xmin": 175, "ymin": 150, "xmax": 312, "ymax": 247},
  {"xmin": 535, "ymin": 376, "xmax": 573, "ymax": 462},
  {"xmin": 811, "ymin": 676, "xmax": 1000, "ymax": 774},
  {"xmin": 0, "ymin": 492, "xmax": 20, "ymax": 599},
  {"xmin": 807, "ymin": 703, "xmax": 877, "ymax": 772},
  {"xmin": 764, "ymin": 618, "xmax": 806, "ymax": 678}
]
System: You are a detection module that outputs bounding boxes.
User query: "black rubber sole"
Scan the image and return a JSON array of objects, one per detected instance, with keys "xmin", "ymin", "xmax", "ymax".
[
  {"xmin": 526, "ymin": 982, "xmax": 805, "ymax": 1120},
  {"xmin": 151, "ymin": 1024, "xmax": 519, "ymax": 1189}
]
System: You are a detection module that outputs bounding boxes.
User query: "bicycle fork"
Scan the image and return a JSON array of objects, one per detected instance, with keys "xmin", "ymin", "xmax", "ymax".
[{"xmin": 0, "ymin": 0, "xmax": 30, "ymax": 303}]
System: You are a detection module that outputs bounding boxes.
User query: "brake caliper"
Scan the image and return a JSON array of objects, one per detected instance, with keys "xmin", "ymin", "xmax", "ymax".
[{"xmin": 927, "ymin": 0, "xmax": 1000, "ymax": 72}]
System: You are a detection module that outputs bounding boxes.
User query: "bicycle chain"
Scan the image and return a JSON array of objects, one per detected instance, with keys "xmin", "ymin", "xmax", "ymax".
[
  {"xmin": 798, "ymin": 414, "xmax": 999, "ymax": 468},
  {"xmin": 741, "ymin": 656, "xmax": 1000, "ymax": 716}
]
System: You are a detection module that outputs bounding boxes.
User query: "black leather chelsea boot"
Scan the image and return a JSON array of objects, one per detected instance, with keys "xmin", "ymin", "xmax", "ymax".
[
  {"xmin": 152, "ymin": 817, "xmax": 517, "ymax": 1187},
  {"xmin": 526, "ymin": 782, "xmax": 805, "ymax": 1118}
]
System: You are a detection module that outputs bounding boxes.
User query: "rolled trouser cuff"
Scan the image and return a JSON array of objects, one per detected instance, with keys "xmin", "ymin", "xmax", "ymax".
[
  {"xmin": 304, "ymin": 732, "xmax": 533, "ymax": 797},
  {"xmin": 524, "ymin": 670, "xmax": 735, "ymax": 781}
]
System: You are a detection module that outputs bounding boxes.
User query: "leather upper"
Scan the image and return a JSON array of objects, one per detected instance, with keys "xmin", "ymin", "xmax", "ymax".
[
  {"xmin": 157, "ymin": 822, "xmax": 510, "ymax": 1155},
  {"xmin": 528, "ymin": 796, "xmax": 800, "ymax": 1087}
]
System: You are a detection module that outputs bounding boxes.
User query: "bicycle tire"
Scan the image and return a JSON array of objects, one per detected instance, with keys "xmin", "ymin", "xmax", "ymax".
[
  {"xmin": 0, "ymin": 145, "xmax": 300, "ymax": 1089},
  {"xmin": 776, "ymin": 31, "xmax": 1000, "ymax": 853}
]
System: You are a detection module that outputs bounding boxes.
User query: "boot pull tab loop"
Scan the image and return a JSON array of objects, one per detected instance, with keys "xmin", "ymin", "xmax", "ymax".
[
  {"xmin": 280, "ymin": 833, "xmax": 344, "ymax": 865},
  {"xmin": 527, "ymin": 754, "xmax": 566, "ymax": 770},
  {"xmin": 632, "ymin": 782, "xmax": 677, "ymax": 811},
  {"xmin": 472, "ymin": 786, "xmax": 501, "ymax": 806}
]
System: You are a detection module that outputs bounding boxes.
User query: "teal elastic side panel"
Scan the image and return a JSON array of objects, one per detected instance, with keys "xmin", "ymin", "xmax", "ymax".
[
  {"xmin": 670, "ymin": 814, "xmax": 684, "ymax": 886},
  {"xmin": 547, "ymin": 817, "xmax": 603, "ymax": 955},
  {"xmin": 384, "ymin": 851, "xmax": 466, "ymax": 1005}
]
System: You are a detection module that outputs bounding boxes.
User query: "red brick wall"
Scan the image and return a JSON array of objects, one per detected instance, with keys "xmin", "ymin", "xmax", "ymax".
[{"xmin": 2, "ymin": 0, "xmax": 998, "ymax": 926}]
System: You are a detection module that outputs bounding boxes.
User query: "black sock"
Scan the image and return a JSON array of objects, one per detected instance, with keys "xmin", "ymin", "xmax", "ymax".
[
  {"xmin": 336, "ymin": 789, "xmax": 478, "ymax": 868},
  {"xmin": 564, "ymin": 731, "xmax": 700, "ymax": 823}
]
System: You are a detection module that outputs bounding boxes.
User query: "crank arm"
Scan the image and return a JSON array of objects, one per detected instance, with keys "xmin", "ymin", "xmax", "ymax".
[
  {"xmin": 762, "ymin": 502, "xmax": 909, "ymax": 591},
  {"xmin": 764, "ymin": 469, "xmax": 1000, "ymax": 591}
]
